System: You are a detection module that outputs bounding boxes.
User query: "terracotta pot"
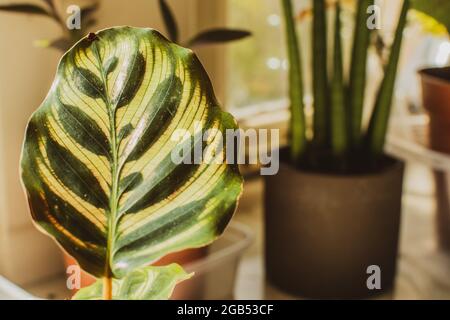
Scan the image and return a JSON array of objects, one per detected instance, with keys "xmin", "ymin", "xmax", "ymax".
[
  {"xmin": 63, "ymin": 247, "xmax": 208, "ymax": 299},
  {"xmin": 420, "ymin": 66, "xmax": 450, "ymax": 250},
  {"xmin": 420, "ymin": 66, "xmax": 450, "ymax": 153},
  {"xmin": 264, "ymin": 150, "xmax": 404, "ymax": 299}
]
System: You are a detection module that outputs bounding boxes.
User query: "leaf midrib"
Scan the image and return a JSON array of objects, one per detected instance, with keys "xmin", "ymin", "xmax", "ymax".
[
  {"xmin": 92, "ymin": 36, "xmax": 143, "ymax": 276},
  {"xmin": 91, "ymin": 40, "xmax": 119, "ymax": 277}
]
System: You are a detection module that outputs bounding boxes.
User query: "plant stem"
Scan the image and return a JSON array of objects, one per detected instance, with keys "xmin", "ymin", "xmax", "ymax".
[
  {"xmin": 348, "ymin": 0, "xmax": 373, "ymax": 147},
  {"xmin": 312, "ymin": 0, "xmax": 329, "ymax": 148},
  {"xmin": 366, "ymin": 0, "xmax": 409, "ymax": 156},
  {"xmin": 281, "ymin": 0, "xmax": 306, "ymax": 163},
  {"xmin": 331, "ymin": 1, "xmax": 347, "ymax": 155},
  {"xmin": 103, "ymin": 277, "xmax": 112, "ymax": 300}
]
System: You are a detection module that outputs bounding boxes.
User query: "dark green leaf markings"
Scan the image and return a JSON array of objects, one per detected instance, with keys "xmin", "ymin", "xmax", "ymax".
[
  {"xmin": 113, "ymin": 52, "xmax": 146, "ymax": 108},
  {"xmin": 73, "ymin": 68, "xmax": 105, "ymax": 99},
  {"xmin": 55, "ymin": 101, "xmax": 110, "ymax": 157}
]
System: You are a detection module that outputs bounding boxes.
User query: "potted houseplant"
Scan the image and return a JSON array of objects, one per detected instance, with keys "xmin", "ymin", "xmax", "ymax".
[
  {"xmin": 412, "ymin": 1, "xmax": 450, "ymax": 250},
  {"xmin": 413, "ymin": 0, "xmax": 450, "ymax": 154},
  {"xmin": 20, "ymin": 26, "xmax": 243, "ymax": 299},
  {"xmin": 264, "ymin": 0, "xmax": 409, "ymax": 299},
  {"xmin": 420, "ymin": 65, "xmax": 450, "ymax": 251}
]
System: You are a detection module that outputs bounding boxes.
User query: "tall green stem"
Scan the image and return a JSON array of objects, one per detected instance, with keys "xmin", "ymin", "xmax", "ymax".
[
  {"xmin": 348, "ymin": 0, "xmax": 373, "ymax": 147},
  {"xmin": 281, "ymin": 0, "xmax": 306, "ymax": 163},
  {"xmin": 366, "ymin": 0, "xmax": 410, "ymax": 156},
  {"xmin": 312, "ymin": 0, "xmax": 329, "ymax": 148},
  {"xmin": 331, "ymin": 1, "xmax": 347, "ymax": 155}
]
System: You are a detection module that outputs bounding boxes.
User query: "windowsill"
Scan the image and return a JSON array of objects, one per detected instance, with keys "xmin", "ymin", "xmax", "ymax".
[{"xmin": 229, "ymin": 98, "xmax": 289, "ymax": 128}]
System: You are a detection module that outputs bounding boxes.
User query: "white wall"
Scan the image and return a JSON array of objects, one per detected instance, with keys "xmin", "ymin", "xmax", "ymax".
[{"xmin": 0, "ymin": 0, "xmax": 225, "ymax": 285}]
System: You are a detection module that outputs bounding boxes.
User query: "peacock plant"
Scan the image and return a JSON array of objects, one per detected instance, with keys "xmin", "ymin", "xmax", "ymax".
[
  {"xmin": 20, "ymin": 26, "xmax": 243, "ymax": 300},
  {"xmin": 282, "ymin": 0, "xmax": 410, "ymax": 172}
]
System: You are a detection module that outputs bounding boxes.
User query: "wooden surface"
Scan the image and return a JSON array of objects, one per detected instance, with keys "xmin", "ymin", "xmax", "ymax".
[{"xmin": 24, "ymin": 164, "xmax": 450, "ymax": 300}]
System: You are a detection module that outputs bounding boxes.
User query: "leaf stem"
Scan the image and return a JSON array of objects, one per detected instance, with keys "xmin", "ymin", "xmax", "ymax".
[
  {"xmin": 281, "ymin": 0, "xmax": 306, "ymax": 163},
  {"xmin": 348, "ymin": 0, "xmax": 373, "ymax": 147},
  {"xmin": 366, "ymin": 0, "xmax": 410, "ymax": 156},
  {"xmin": 103, "ymin": 277, "xmax": 112, "ymax": 300},
  {"xmin": 312, "ymin": 0, "xmax": 329, "ymax": 148},
  {"xmin": 331, "ymin": 1, "xmax": 347, "ymax": 155}
]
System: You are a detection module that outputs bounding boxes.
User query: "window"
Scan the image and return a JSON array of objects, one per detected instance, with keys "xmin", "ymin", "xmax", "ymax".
[{"xmin": 226, "ymin": 0, "xmax": 290, "ymax": 110}]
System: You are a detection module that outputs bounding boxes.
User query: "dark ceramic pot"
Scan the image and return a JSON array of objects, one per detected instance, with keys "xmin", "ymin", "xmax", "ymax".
[{"xmin": 264, "ymin": 151, "xmax": 404, "ymax": 299}]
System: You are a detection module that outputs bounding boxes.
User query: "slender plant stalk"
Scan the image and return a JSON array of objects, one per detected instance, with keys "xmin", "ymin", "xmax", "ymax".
[
  {"xmin": 281, "ymin": 0, "xmax": 306, "ymax": 163},
  {"xmin": 331, "ymin": 1, "xmax": 347, "ymax": 155},
  {"xmin": 103, "ymin": 277, "xmax": 112, "ymax": 300},
  {"xmin": 312, "ymin": 0, "xmax": 329, "ymax": 148},
  {"xmin": 366, "ymin": 0, "xmax": 410, "ymax": 156},
  {"xmin": 348, "ymin": 0, "xmax": 373, "ymax": 147}
]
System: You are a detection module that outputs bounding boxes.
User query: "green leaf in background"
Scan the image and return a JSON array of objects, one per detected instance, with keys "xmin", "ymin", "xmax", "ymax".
[
  {"xmin": 411, "ymin": 0, "xmax": 450, "ymax": 34},
  {"xmin": 73, "ymin": 264, "xmax": 192, "ymax": 300},
  {"xmin": 312, "ymin": 0, "xmax": 329, "ymax": 147},
  {"xmin": 280, "ymin": 0, "xmax": 306, "ymax": 162},
  {"xmin": 348, "ymin": 0, "xmax": 373, "ymax": 147},
  {"xmin": 0, "ymin": 3, "xmax": 49, "ymax": 16},
  {"xmin": 21, "ymin": 27, "xmax": 243, "ymax": 279},
  {"xmin": 34, "ymin": 37, "xmax": 73, "ymax": 51},
  {"xmin": 158, "ymin": 0, "xmax": 179, "ymax": 43},
  {"xmin": 187, "ymin": 28, "xmax": 251, "ymax": 47},
  {"xmin": 366, "ymin": 0, "xmax": 410, "ymax": 155},
  {"xmin": 331, "ymin": 1, "xmax": 347, "ymax": 155}
]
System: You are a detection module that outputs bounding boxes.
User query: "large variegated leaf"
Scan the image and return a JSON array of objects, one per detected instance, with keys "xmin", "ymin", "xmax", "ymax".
[
  {"xmin": 72, "ymin": 264, "xmax": 192, "ymax": 300},
  {"xmin": 20, "ymin": 27, "xmax": 243, "ymax": 278}
]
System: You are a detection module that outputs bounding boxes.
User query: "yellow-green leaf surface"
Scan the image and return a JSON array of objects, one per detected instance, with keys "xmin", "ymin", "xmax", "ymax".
[
  {"xmin": 20, "ymin": 27, "xmax": 243, "ymax": 278},
  {"xmin": 73, "ymin": 264, "xmax": 192, "ymax": 300}
]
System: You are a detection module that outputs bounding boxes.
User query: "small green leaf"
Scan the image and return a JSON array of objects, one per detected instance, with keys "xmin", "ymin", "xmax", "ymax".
[
  {"xmin": 0, "ymin": 4, "xmax": 49, "ymax": 16},
  {"xmin": 72, "ymin": 264, "xmax": 192, "ymax": 300},
  {"xmin": 158, "ymin": 0, "xmax": 179, "ymax": 43},
  {"xmin": 187, "ymin": 28, "xmax": 251, "ymax": 47},
  {"xmin": 366, "ymin": 0, "xmax": 410, "ymax": 155}
]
